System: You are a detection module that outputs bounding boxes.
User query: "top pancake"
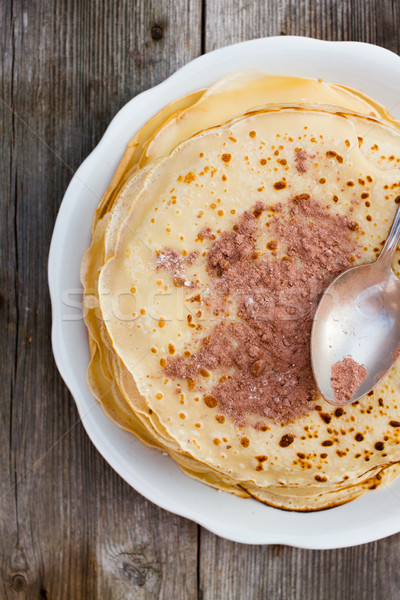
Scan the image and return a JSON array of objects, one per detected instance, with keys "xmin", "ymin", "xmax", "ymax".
[{"xmin": 82, "ymin": 72, "xmax": 400, "ymax": 509}]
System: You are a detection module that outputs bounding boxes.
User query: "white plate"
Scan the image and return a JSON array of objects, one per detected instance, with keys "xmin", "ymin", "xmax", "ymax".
[{"xmin": 49, "ymin": 36, "xmax": 400, "ymax": 548}]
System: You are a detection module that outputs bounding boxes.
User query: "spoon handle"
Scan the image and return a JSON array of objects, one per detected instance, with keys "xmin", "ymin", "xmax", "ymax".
[{"xmin": 378, "ymin": 202, "xmax": 400, "ymax": 267}]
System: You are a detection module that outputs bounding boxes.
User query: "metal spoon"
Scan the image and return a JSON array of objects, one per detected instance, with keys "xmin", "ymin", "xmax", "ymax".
[{"xmin": 311, "ymin": 203, "xmax": 400, "ymax": 406}]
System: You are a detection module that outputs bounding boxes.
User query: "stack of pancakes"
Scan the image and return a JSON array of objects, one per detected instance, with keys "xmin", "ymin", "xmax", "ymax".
[{"xmin": 81, "ymin": 72, "xmax": 400, "ymax": 510}]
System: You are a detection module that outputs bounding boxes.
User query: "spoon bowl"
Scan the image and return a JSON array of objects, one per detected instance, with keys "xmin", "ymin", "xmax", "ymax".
[{"xmin": 311, "ymin": 204, "xmax": 400, "ymax": 405}]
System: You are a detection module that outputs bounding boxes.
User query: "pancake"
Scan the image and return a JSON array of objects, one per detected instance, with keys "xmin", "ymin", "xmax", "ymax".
[{"xmin": 81, "ymin": 72, "xmax": 400, "ymax": 510}]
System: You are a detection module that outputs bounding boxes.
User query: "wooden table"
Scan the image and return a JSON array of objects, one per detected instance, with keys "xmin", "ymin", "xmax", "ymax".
[{"xmin": 2, "ymin": 1, "xmax": 400, "ymax": 598}]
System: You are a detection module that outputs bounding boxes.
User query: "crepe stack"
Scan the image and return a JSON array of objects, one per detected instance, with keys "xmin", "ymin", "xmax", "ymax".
[{"xmin": 81, "ymin": 72, "xmax": 400, "ymax": 511}]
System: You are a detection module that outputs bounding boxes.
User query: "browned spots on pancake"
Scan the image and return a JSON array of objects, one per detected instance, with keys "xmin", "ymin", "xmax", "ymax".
[
  {"xmin": 266, "ymin": 240, "xmax": 278, "ymax": 250},
  {"xmin": 221, "ymin": 153, "xmax": 231, "ymax": 163},
  {"xmin": 240, "ymin": 436, "xmax": 250, "ymax": 447},
  {"xmin": 256, "ymin": 455, "xmax": 268, "ymax": 462},
  {"xmin": 249, "ymin": 130, "xmax": 256, "ymax": 138},
  {"xmin": 273, "ymin": 180, "xmax": 287, "ymax": 190},
  {"xmin": 184, "ymin": 171, "xmax": 196, "ymax": 183},
  {"xmin": 253, "ymin": 205, "xmax": 264, "ymax": 219},
  {"xmin": 215, "ymin": 414, "xmax": 225, "ymax": 424},
  {"xmin": 187, "ymin": 379, "xmax": 196, "ymax": 390},
  {"xmin": 319, "ymin": 413, "xmax": 332, "ymax": 424},
  {"xmin": 187, "ymin": 314, "xmax": 196, "ymax": 328},
  {"xmin": 199, "ymin": 368, "xmax": 210, "ymax": 378},
  {"xmin": 168, "ymin": 343, "xmax": 175, "ymax": 355},
  {"xmin": 326, "ymin": 150, "xmax": 344, "ymax": 163},
  {"xmin": 279, "ymin": 434, "xmax": 294, "ymax": 448},
  {"xmin": 204, "ymin": 394, "xmax": 218, "ymax": 408},
  {"xmin": 293, "ymin": 193, "xmax": 310, "ymax": 203},
  {"xmin": 321, "ymin": 440, "xmax": 333, "ymax": 447},
  {"xmin": 355, "ymin": 433, "xmax": 364, "ymax": 442},
  {"xmin": 347, "ymin": 221, "xmax": 359, "ymax": 231},
  {"xmin": 390, "ymin": 420, "xmax": 400, "ymax": 427},
  {"xmin": 314, "ymin": 475, "xmax": 328, "ymax": 483}
]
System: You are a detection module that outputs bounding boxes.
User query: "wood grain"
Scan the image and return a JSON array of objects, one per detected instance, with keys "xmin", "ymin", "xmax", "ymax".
[
  {"xmin": 0, "ymin": 1, "xmax": 19, "ymax": 598},
  {"xmin": 2, "ymin": 0, "xmax": 400, "ymax": 599},
  {"xmin": 205, "ymin": 0, "xmax": 400, "ymax": 54}
]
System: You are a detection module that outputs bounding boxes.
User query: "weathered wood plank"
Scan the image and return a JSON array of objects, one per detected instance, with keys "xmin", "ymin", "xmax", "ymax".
[
  {"xmin": 205, "ymin": 0, "xmax": 400, "ymax": 54},
  {"xmin": 1, "ymin": 0, "xmax": 201, "ymax": 598},
  {"xmin": 0, "ymin": 1, "xmax": 19, "ymax": 598},
  {"xmin": 199, "ymin": 1, "xmax": 400, "ymax": 599}
]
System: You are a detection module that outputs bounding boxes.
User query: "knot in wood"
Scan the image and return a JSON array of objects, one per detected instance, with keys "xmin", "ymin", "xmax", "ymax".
[
  {"xmin": 121, "ymin": 560, "xmax": 147, "ymax": 586},
  {"xmin": 151, "ymin": 25, "xmax": 163, "ymax": 41},
  {"xmin": 11, "ymin": 573, "xmax": 27, "ymax": 592}
]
